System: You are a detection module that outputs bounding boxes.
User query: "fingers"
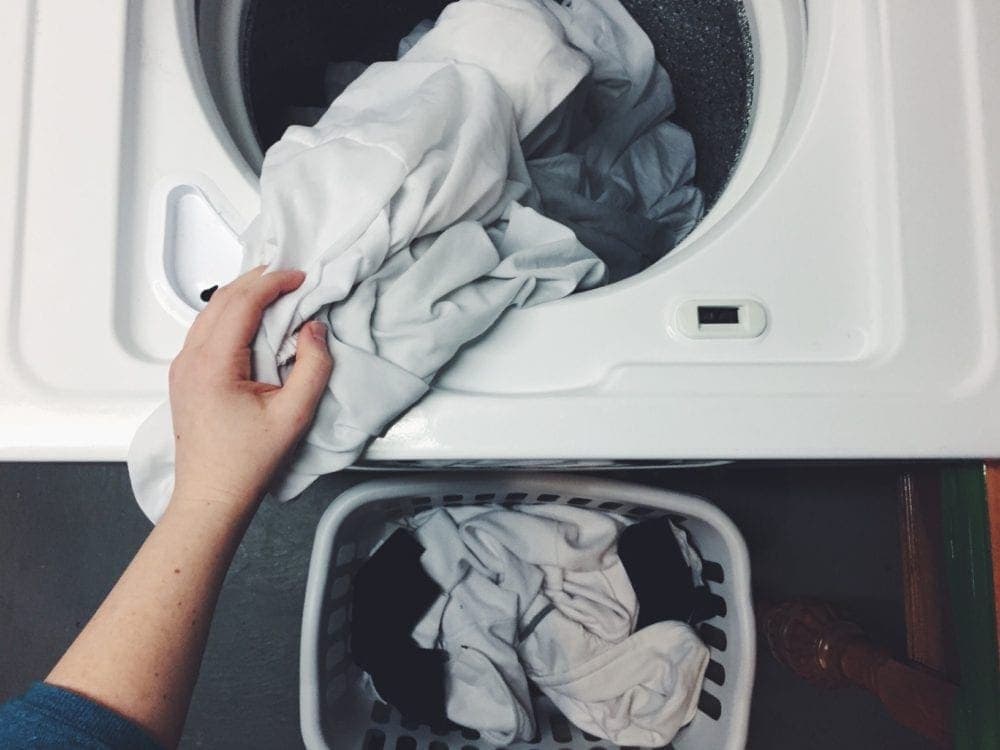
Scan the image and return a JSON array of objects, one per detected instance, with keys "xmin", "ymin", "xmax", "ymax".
[
  {"xmin": 275, "ymin": 320, "xmax": 334, "ymax": 428},
  {"xmin": 210, "ymin": 268, "xmax": 307, "ymax": 355},
  {"xmin": 183, "ymin": 266, "xmax": 267, "ymax": 349}
]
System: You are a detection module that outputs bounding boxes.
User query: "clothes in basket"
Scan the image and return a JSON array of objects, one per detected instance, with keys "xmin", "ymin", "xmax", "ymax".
[{"xmin": 350, "ymin": 504, "xmax": 711, "ymax": 747}]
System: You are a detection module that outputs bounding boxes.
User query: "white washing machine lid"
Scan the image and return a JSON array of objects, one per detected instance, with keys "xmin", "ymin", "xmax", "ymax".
[{"xmin": 0, "ymin": 0, "xmax": 998, "ymax": 461}]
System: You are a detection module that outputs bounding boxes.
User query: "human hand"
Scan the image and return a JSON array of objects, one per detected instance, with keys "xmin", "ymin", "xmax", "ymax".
[{"xmin": 167, "ymin": 266, "xmax": 333, "ymax": 516}]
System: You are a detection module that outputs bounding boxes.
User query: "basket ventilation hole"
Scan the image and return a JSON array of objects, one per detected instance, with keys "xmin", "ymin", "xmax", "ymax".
[
  {"xmin": 411, "ymin": 496, "xmax": 432, "ymax": 506},
  {"xmin": 549, "ymin": 712, "xmax": 574, "ymax": 743},
  {"xmin": 370, "ymin": 701, "xmax": 391, "ymax": 724},
  {"xmin": 335, "ymin": 543, "xmax": 357, "ymax": 565},
  {"xmin": 708, "ymin": 593, "xmax": 727, "ymax": 618},
  {"xmin": 400, "ymin": 717, "xmax": 421, "ymax": 731},
  {"xmin": 702, "ymin": 561, "xmax": 725, "ymax": 583},
  {"xmin": 443, "ymin": 494, "xmax": 463, "ymax": 504},
  {"xmin": 429, "ymin": 743, "xmax": 449, "ymax": 750},
  {"xmin": 705, "ymin": 660, "xmax": 726, "ymax": 686},
  {"xmin": 326, "ymin": 608, "xmax": 346, "ymax": 635},
  {"xmin": 597, "ymin": 501, "xmax": 622, "ymax": 510},
  {"xmin": 328, "ymin": 575, "xmax": 350, "ymax": 601},
  {"xmin": 537, "ymin": 493, "xmax": 559, "ymax": 503},
  {"xmin": 568, "ymin": 497, "xmax": 592, "ymax": 507},
  {"xmin": 699, "ymin": 623, "xmax": 727, "ymax": 651},
  {"xmin": 698, "ymin": 690, "xmax": 723, "ymax": 721},
  {"xmin": 362, "ymin": 728, "xmax": 386, "ymax": 750},
  {"xmin": 394, "ymin": 737, "xmax": 417, "ymax": 750},
  {"xmin": 474, "ymin": 493, "xmax": 495, "ymax": 502},
  {"xmin": 506, "ymin": 492, "xmax": 528, "ymax": 502},
  {"xmin": 324, "ymin": 642, "xmax": 345, "ymax": 670},
  {"xmin": 460, "ymin": 728, "xmax": 480, "ymax": 741},
  {"xmin": 582, "ymin": 732, "xmax": 601, "ymax": 741},
  {"xmin": 627, "ymin": 506, "xmax": 653, "ymax": 517}
]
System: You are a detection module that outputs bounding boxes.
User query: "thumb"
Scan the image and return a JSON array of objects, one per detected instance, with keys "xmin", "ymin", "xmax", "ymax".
[{"xmin": 278, "ymin": 320, "xmax": 334, "ymax": 426}]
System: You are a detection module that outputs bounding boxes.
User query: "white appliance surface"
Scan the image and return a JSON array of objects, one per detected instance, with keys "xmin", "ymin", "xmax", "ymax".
[{"xmin": 1, "ymin": 0, "xmax": 998, "ymax": 461}]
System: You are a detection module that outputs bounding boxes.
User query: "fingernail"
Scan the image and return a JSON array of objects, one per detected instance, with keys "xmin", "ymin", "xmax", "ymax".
[{"xmin": 308, "ymin": 321, "xmax": 327, "ymax": 342}]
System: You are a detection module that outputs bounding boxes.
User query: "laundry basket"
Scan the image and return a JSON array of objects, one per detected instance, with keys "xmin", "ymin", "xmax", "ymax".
[{"xmin": 300, "ymin": 474, "xmax": 754, "ymax": 750}]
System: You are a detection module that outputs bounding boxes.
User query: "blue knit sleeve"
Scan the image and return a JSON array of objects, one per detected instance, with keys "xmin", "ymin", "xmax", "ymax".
[{"xmin": 0, "ymin": 682, "xmax": 164, "ymax": 749}]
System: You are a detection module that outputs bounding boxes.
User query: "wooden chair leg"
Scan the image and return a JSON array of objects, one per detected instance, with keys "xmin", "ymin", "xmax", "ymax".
[{"xmin": 759, "ymin": 599, "xmax": 955, "ymax": 747}]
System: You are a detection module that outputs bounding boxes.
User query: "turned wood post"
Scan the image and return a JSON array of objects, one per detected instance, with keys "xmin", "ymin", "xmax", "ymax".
[{"xmin": 759, "ymin": 599, "xmax": 955, "ymax": 747}]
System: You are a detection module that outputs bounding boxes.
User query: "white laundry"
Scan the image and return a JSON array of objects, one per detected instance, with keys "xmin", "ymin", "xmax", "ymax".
[
  {"xmin": 127, "ymin": 0, "xmax": 607, "ymax": 521},
  {"xmin": 409, "ymin": 505, "xmax": 708, "ymax": 746},
  {"xmin": 524, "ymin": 618, "xmax": 709, "ymax": 746},
  {"xmin": 396, "ymin": 0, "xmax": 705, "ymax": 282},
  {"xmin": 127, "ymin": 0, "xmax": 702, "ymax": 520},
  {"xmin": 401, "ymin": 0, "xmax": 591, "ymax": 138}
]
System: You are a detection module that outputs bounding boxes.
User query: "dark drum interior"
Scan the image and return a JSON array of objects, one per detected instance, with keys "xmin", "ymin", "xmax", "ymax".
[{"xmin": 241, "ymin": 0, "xmax": 753, "ymax": 208}]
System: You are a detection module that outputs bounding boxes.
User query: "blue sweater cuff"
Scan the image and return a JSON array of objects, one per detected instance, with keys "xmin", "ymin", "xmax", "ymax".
[{"xmin": 0, "ymin": 681, "xmax": 164, "ymax": 749}]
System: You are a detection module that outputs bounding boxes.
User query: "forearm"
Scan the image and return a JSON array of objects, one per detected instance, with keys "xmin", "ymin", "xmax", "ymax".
[{"xmin": 46, "ymin": 493, "xmax": 259, "ymax": 749}]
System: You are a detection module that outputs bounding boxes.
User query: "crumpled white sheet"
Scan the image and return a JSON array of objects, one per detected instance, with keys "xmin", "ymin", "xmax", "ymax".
[{"xmin": 409, "ymin": 505, "xmax": 708, "ymax": 746}]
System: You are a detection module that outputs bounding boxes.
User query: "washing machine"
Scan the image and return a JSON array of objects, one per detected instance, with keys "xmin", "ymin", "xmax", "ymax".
[{"xmin": 0, "ymin": 0, "xmax": 998, "ymax": 465}]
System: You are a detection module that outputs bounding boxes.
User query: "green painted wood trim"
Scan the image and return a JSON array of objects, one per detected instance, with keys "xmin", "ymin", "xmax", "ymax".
[{"xmin": 941, "ymin": 464, "xmax": 1000, "ymax": 749}]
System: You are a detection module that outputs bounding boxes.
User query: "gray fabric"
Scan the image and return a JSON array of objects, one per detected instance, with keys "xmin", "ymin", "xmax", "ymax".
[{"xmin": 524, "ymin": 0, "xmax": 704, "ymax": 282}]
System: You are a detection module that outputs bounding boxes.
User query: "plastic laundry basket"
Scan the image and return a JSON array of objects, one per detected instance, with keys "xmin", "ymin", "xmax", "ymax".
[{"xmin": 300, "ymin": 474, "xmax": 754, "ymax": 750}]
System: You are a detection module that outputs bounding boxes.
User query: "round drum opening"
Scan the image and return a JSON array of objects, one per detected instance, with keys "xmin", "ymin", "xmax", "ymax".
[{"xmin": 236, "ymin": 0, "xmax": 753, "ymax": 209}]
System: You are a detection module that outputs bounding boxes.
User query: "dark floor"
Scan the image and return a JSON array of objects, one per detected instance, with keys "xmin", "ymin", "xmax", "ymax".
[{"xmin": 0, "ymin": 463, "xmax": 937, "ymax": 749}]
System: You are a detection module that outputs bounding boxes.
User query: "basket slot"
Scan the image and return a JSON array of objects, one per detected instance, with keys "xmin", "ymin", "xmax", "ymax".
[
  {"xmin": 698, "ymin": 623, "xmax": 727, "ymax": 651},
  {"xmin": 325, "ymin": 642, "xmax": 347, "ymax": 670},
  {"xmin": 326, "ymin": 608, "xmax": 346, "ymax": 636},
  {"xmin": 328, "ymin": 574, "xmax": 351, "ymax": 601},
  {"xmin": 697, "ymin": 691, "xmax": 722, "ymax": 721},
  {"xmin": 395, "ymin": 736, "xmax": 418, "ymax": 750},
  {"xmin": 625, "ymin": 506, "xmax": 654, "ymax": 517},
  {"xmin": 706, "ymin": 592, "xmax": 727, "ymax": 618},
  {"xmin": 568, "ymin": 497, "xmax": 593, "ymax": 506},
  {"xmin": 701, "ymin": 561, "xmax": 724, "ymax": 583},
  {"xmin": 537, "ymin": 493, "xmax": 560, "ymax": 503},
  {"xmin": 371, "ymin": 701, "xmax": 391, "ymax": 724},
  {"xmin": 362, "ymin": 728, "xmax": 386, "ymax": 750},
  {"xmin": 549, "ymin": 710, "xmax": 575, "ymax": 743},
  {"xmin": 704, "ymin": 660, "xmax": 726, "ymax": 686},
  {"xmin": 336, "ymin": 543, "xmax": 358, "ymax": 565}
]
